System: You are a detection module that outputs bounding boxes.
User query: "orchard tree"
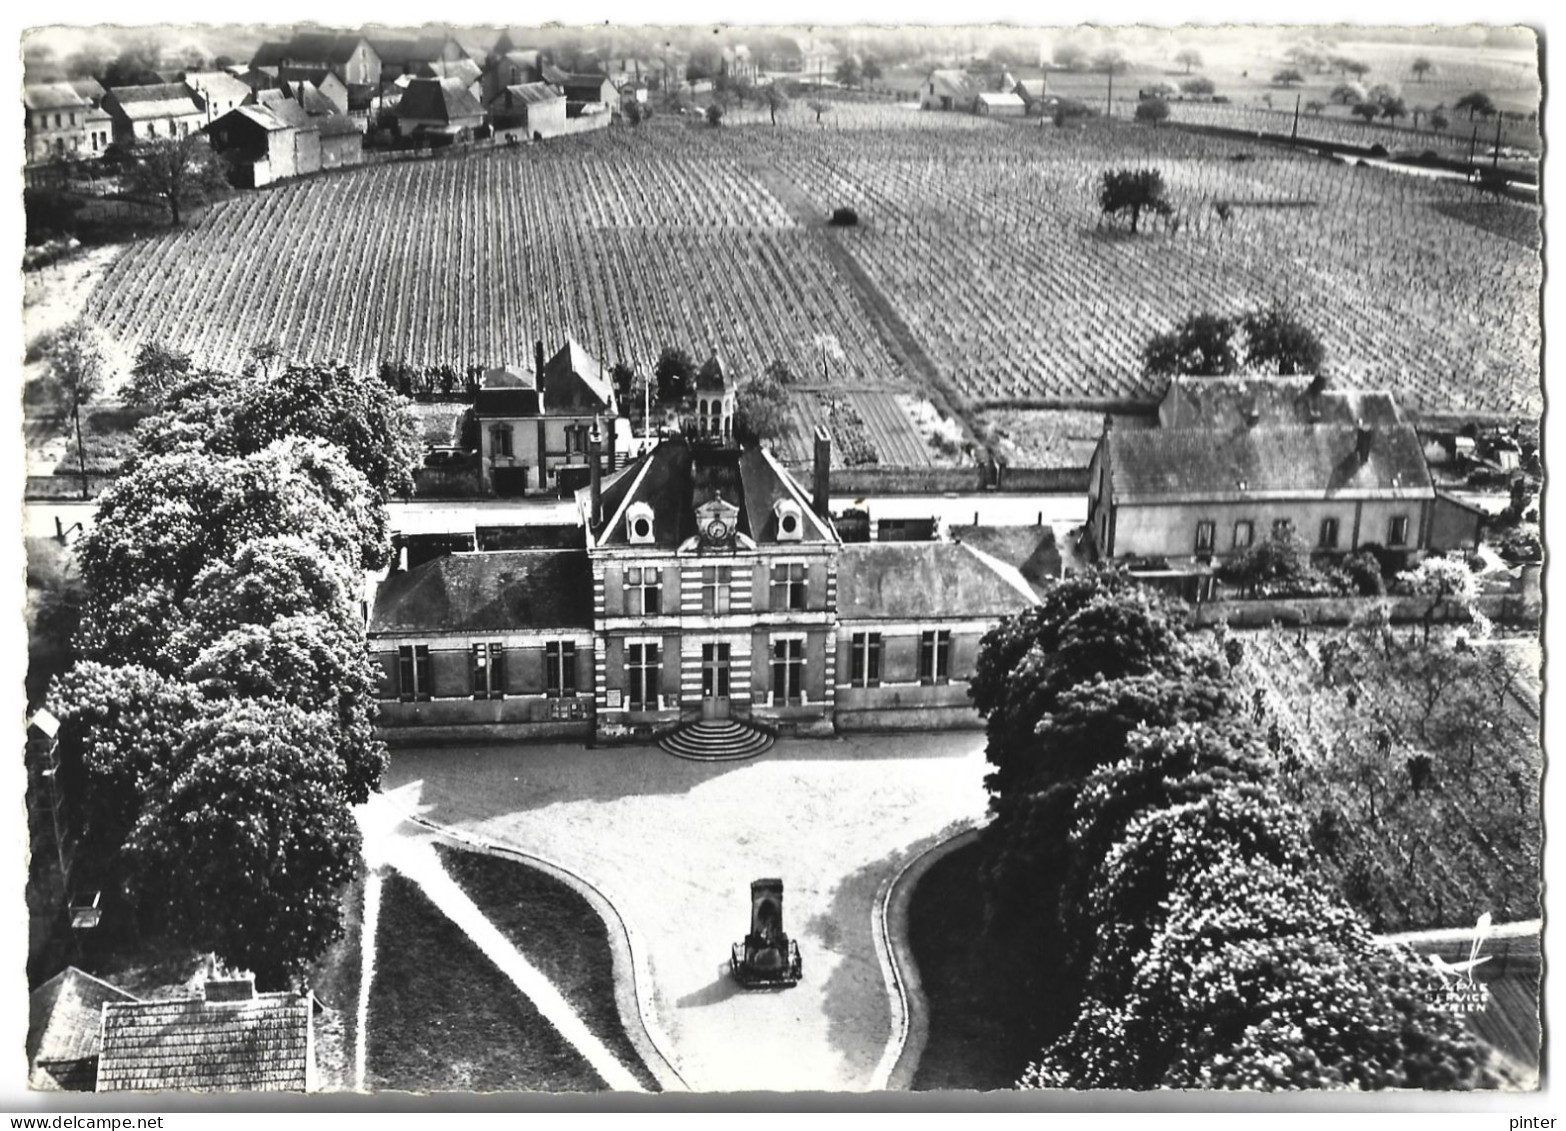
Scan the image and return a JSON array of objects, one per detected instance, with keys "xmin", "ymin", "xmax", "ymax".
[
  {"xmin": 760, "ymin": 81, "xmax": 790, "ymax": 125},
  {"xmin": 1454, "ymin": 90, "xmax": 1496, "ymax": 120},
  {"xmin": 125, "ymin": 341, "xmax": 194, "ymax": 406},
  {"xmin": 1397, "ymin": 554, "xmax": 1481, "ymax": 646},
  {"xmin": 1173, "ymin": 47, "xmax": 1202, "ymax": 73},
  {"xmin": 861, "ymin": 56, "xmax": 882, "ymax": 83},
  {"xmin": 1240, "ymin": 300, "xmax": 1326, "ymax": 375},
  {"xmin": 1352, "ymin": 101, "xmax": 1381, "ymax": 123},
  {"xmin": 806, "ymin": 98, "xmax": 831, "ymax": 124},
  {"xmin": 1180, "ymin": 76, "xmax": 1215, "ymax": 96},
  {"xmin": 43, "ymin": 318, "xmax": 109, "ymax": 500},
  {"xmin": 1411, "ymin": 56, "xmax": 1433, "ymax": 83},
  {"xmin": 1331, "ymin": 81, "xmax": 1366, "ymax": 104},
  {"xmin": 834, "ymin": 56, "xmax": 861, "ymax": 88},
  {"xmin": 1272, "ymin": 67, "xmax": 1305, "ymax": 87},
  {"xmin": 1091, "ymin": 47, "xmax": 1129, "ymax": 75},
  {"xmin": 1098, "ymin": 168, "xmax": 1171, "ymax": 233},
  {"xmin": 129, "ymin": 698, "xmax": 361, "ymax": 989},
  {"xmin": 1305, "ymin": 99, "xmax": 1326, "ymax": 115},
  {"xmin": 1430, "ymin": 109, "xmax": 1450, "ymax": 131},
  {"xmin": 1134, "ymin": 98, "xmax": 1170, "ymax": 127},
  {"xmin": 121, "ymin": 133, "xmax": 229, "ymax": 227},
  {"xmin": 1381, "ymin": 97, "xmax": 1408, "ymax": 123},
  {"xmin": 1142, "ymin": 312, "xmax": 1239, "ymax": 376}
]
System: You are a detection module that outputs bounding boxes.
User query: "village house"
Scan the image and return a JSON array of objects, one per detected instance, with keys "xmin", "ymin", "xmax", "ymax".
[
  {"xmin": 975, "ymin": 90, "xmax": 1027, "ymax": 116},
  {"xmin": 367, "ymin": 412, "xmax": 1038, "ymax": 750},
  {"xmin": 95, "ymin": 974, "xmax": 312, "ymax": 1093},
  {"xmin": 28, "ymin": 967, "xmax": 138, "ymax": 1091},
  {"xmin": 182, "ymin": 71, "xmax": 255, "ymax": 125},
  {"xmin": 920, "ymin": 69, "xmax": 979, "ymax": 112},
  {"xmin": 541, "ymin": 63, "xmax": 618, "ymax": 117},
  {"xmin": 1085, "ymin": 375, "xmax": 1485, "ymax": 573},
  {"xmin": 205, "ymin": 89, "xmax": 362, "ymax": 186},
  {"xmin": 276, "ymin": 68, "xmax": 352, "ymax": 117},
  {"xmin": 368, "ymin": 33, "xmax": 472, "ymax": 85},
  {"xmin": 475, "ymin": 339, "xmax": 621, "ymax": 495},
  {"xmin": 482, "ymin": 48, "xmax": 545, "ymax": 104},
  {"xmin": 488, "ymin": 82, "xmax": 567, "ymax": 141},
  {"xmin": 24, "ymin": 80, "xmax": 112, "ymax": 163},
  {"xmin": 102, "ymin": 83, "xmax": 206, "ymax": 146},
  {"xmin": 396, "ymin": 77, "xmax": 486, "ymax": 141},
  {"xmin": 251, "ymin": 33, "xmax": 382, "ymax": 91}
]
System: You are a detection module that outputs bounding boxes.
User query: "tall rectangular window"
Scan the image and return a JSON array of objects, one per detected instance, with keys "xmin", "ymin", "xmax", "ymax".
[
  {"xmin": 397, "ymin": 645, "xmax": 430, "ymax": 701},
  {"xmin": 849, "ymin": 632, "xmax": 882, "ymax": 688},
  {"xmin": 919, "ymin": 630, "xmax": 952, "ymax": 684},
  {"xmin": 471, "ymin": 642, "xmax": 505, "ymax": 700},
  {"xmin": 1194, "ymin": 521, "xmax": 1216, "ymax": 554},
  {"xmin": 625, "ymin": 566, "xmax": 662, "ymax": 615},
  {"xmin": 546, "ymin": 641, "xmax": 576, "ymax": 697},
  {"xmin": 1388, "ymin": 515, "xmax": 1410, "ymax": 547},
  {"xmin": 492, "ymin": 425, "xmax": 514, "ymax": 458},
  {"xmin": 1319, "ymin": 517, "xmax": 1340, "ymax": 550},
  {"xmin": 770, "ymin": 562, "xmax": 807, "ymax": 611},
  {"xmin": 1233, "ymin": 521, "xmax": 1254, "ymax": 550},
  {"xmin": 701, "ymin": 565, "xmax": 731, "ymax": 615},
  {"xmin": 628, "ymin": 642, "xmax": 660, "ymax": 711},
  {"xmin": 772, "ymin": 639, "xmax": 804, "ymax": 704}
]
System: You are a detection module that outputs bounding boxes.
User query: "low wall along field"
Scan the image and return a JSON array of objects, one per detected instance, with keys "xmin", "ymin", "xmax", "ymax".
[{"xmin": 83, "ymin": 100, "xmax": 1541, "ymax": 467}]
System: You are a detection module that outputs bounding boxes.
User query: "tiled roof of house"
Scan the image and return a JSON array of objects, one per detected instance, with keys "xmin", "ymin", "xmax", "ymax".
[
  {"xmin": 498, "ymin": 81, "xmax": 564, "ymax": 106},
  {"xmin": 397, "ymin": 77, "xmax": 485, "ymax": 123},
  {"xmin": 29, "ymin": 968, "xmax": 139, "ymax": 1091},
  {"xmin": 1157, "ymin": 375, "xmax": 1404, "ymax": 430},
  {"xmin": 428, "ymin": 57, "xmax": 482, "ymax": 87},
  {"xmin": 1106, "ymin": 421, "xmax": 1434, "ymax": 504},
  {"xmin": 949, "ymin": 525, "xmax": 1062, "ymax": 599},
  {"xmin": 977, "ymin": 91, "xmax": 1026, "ymax": 108},
  {"xmin": 928, "ymin": 69, "xmax": 979, "ymax": 100},
  {"xmin": 254, "ymin": 91, "xmax": 315, "ymax": 130},
  {"xmin": 257, "ymin": 33, "xmax": 368, "ymax": 67},
  {"xmin": 369, "ymin": 35, "xmax": 465, "ymax": 68},
  {"xmin": 542, "ymin": 340, "xmax": 614, "ymax": 414},
  {"xmin": 184, "ymin": 71, "xmax": 253, "ymax": 110},
  {"xmin": 25, "ymin": 82, "xmax": 96, "ymax": 111},
  {"xmin": 106, "ymin": 84, "xmax": 204, "ymax": 120},
  {"xmin": 476, "ymin": 366, "xmax": 542, "ymax": 417},
  {"xmin": 836, "ymin": 542, "xmax": 1038, "ymax": 620},
  {"xmin": 592, "ymin": 438, "xmax": 836, "ymax": 548},
  {"xmin": 279, "ymin": 78, "xmax": 339, "ymax": 118},
  {"xmin": 96, "ymin": 990, "xmax": 310, "ymax": 1093},
  {"xmin": 369, "ymin": 550, "xmax": 594, "ymax": 634}
]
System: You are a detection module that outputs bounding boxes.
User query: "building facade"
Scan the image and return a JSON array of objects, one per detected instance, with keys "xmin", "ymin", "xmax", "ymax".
[
  {"xmin": 24, "ymin": 81, "xmax": 112, "ymax": 163},
  {"xmin": 367, "ymin": 428, "xmax": 1038, "ymax": 746}
]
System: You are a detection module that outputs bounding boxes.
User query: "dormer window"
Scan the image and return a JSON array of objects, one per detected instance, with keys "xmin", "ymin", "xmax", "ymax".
[
  {"xmin": 626, "ymin": 501, "xmax": 655, "ymax": 544},
  {"xmin": 774, "ymin": 499, "xmax": 804, "ymax": 542}
]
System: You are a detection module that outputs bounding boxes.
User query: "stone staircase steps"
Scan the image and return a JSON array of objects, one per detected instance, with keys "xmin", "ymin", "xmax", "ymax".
[{"xmin": 659, "ymin": 719, "xmax": 775, "ymax": 761}]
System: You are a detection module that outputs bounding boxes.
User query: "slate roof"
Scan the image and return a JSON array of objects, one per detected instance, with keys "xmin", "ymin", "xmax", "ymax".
[
  {"xmin": 25, "ymin": 82, "xmax": 101, "ymax": 111},
  {"xmin": 836, "ymin": 542, "xmax": 1038, "ymax": 620},
  {"xmin": 1157, "ymin": 375, "xmax": 1404, "ymax": 430},
  {"xmin": 370, "ymin": 550, "xmax": 594, "ymax": 634},
  {"xmin": 949, "ymin": 525, "xmax": 1062, "ymax": 598},
  {"xmin": 96, "ymin": 991, "xmax": 310, "ymax": 1092},
  {"xmin": 592, "ymin": 438, "xmax": 835, "ymax": 548},
  {"xmin": 495, "ymin": 81, "xmax": 564, "ymax": 107},
  {"xmin": 254, "ymin": 33, "xmax": 367, "ymax": 68},
  {"xmin": 977, "ymin": 92, "xmax": 1026, "ymax": 109},
  {"xmin": 106, "ymin": 84, "xmax": 204, "ymax": 120},
  {"xmin": 428, "ymin": 57, "xmax": 483, "ymax": 87},
  {"xmin": 927, "ymin": 69, "xmax": 980, "ymax": 101},
  {"xmin": 184, "ymin": 71, "xmax": 253, "ymax": 111},
  {"xmin": 1106, "ymin": 422, "xmax": 1434, "ymax": 504},
  {"xmin": 475, "ymin": 366, "xmax": 542, "ymax": 417},
  {"xmin": 397, "ymin": 77, "xmax": 485, "ymax": 123},
  {"xmin": 542, "ymin": 340, "xmax": 614, "ymax": 414},
  {"xmin": 369, "ymin": 35, "xmax": 466, "ymax": 68},
  {"xmin": 279, "ymin": 78, "xmax": 339, "ymax": 117},
  {"xmin": 29, "ymin": 968, "xmax": 139, "ymax": 1091}
]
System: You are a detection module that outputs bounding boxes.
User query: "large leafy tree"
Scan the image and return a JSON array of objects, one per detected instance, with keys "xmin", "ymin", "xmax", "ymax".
[
  {"xmin": 1098, "ymin": 169, "xmax": 1171, "ymax": 234},
  {"xmin": 43, "ymin": 319, "xmax": 109, "ymax": 500},
  {"xmin": 1240, "ymin": 301, "xmax": 1326, "ymax": 375},
  {"xmin": 1142, "ymin": 312, "xmax": 1239, "ymax": 376},
  {"xmin": 733, "ymin": 365, "xmax": 797, "ymax": 447},
  {"xmin": 1454, "ymin": 90, "xmax": 1496, "ymax": 120},
  {"xmin": 128, "ymin": 699, "xmax": 361, "ymax": 989},
  {"xmin": 120, "ymin": 133, "xmax": 230, "ymax": 227},
  {"xmin": 124, "ymin": 341, "xmax": 194, "ymax": 407}
]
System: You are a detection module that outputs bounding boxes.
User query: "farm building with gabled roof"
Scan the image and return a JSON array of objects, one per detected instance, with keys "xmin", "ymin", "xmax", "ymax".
[
  {"xmin": 396, "ymin": 76, "xmax": 485, "ymax": 139},
  {"xmin": 102, "ymin": 83, "xmax": 206, "ymax": 145},
  {"xmin": 489, "ymin": 81, "xmax": 566, "ymax": 139},
  {"xmin": 24, "ymin": 79, "xmax": 112, "ymax": 162},
  {"xmin": 1086, "ymin": 375, "xmax": 1481, "ymax": 566},
  {"xmin": 975, "ymin": 91, "xmax": 1027, "ymax": 116},
  {"xmin": 29, "ymin": 967, "xmax": 139, "ymax": 1091},
  {"xmin": 251, "ymin": 33, "xmax": 380, "ymax": 89},
  {"xmin": 95, "ymin": 976, "xmax": 312, "ymax": 1093},
  {"xmin": 920, "ymin": 69, "xmax": 979, "ymax": 112}
]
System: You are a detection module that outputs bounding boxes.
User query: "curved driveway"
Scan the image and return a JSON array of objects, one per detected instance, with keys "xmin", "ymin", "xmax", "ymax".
[{"xmin": 381, "ymin": 732, "xmax": 989, "ymax": 1092}]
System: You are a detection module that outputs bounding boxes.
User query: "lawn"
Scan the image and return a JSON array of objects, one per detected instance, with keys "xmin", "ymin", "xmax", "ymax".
[
  {"xmin": 905, "ymin": 839, "xmax": 1041, "ymax": 1091},
  {"xmin": 433, "ymin": 843, "xmax": 660, "ymax": 1091},
  {"xmin": 366, "ymin": 871, "xmax": 608, "ymax": 1094}
]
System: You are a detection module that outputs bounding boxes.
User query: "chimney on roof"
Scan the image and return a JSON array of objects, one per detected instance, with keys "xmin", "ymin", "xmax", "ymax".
[
  {"xmin": 589, "ymin": 418, "xmax": 603, "ymax": 527},
  {"xmin": 1355, "ymin": 418, "xmax": 1374, "ymax": 464},
  {"xmin": 204, "ymin": 975, "xmax": 256, "ymax": 1003},
  {"xmin": 812, "ymin": 426, "xmax": 831, "ymax": 519},
  {"xmin": 534, "ymin": 339, "xmax": 546, "ymax": 392}
]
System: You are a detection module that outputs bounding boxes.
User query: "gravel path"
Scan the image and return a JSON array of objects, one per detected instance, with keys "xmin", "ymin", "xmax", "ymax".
[{"xmin": 381, "ymin": 732, "xmax": 990, "ymax": 1092}]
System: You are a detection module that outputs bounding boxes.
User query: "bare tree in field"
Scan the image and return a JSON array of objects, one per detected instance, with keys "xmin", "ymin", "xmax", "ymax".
[{"xmin": 121, "ymin": 132, "xmax": 229, "ymax": 227}]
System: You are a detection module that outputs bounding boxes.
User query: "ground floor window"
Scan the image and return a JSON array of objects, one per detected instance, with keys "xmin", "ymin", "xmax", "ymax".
[
  {"xmin": 628, "ymin": 642, "xmax": 661, "ymax": 711},
  {"xmin": 849, "ymin": 632, "xmax": 882, "ymax": 687},
  {"xmin": 1319, "ymin": 517, "xmax": 1340, "ymax": 550},
  {"xmin": 1233, "ymin": 520, "xmax": 1254, "ymax": 550},
  {"xmin": 1388, "ymin": 514, "xmax": 1410, "ymax": 547},
  {"xmin": 919, "ymin": 630, "xmax": 951, "ymax": 685},
  {"xmin": 1195, "ymin": 520, "xmax": 1216, "ymax": 555},
  {"xmin": 397, "ymin": 644, "xmax": 430, "ymax": 701},
  {"xmin": 772, "ymin": 638, "xmax": 804, "ymax": 704},
  {"xmin": 546, "ymin": 640, "xmax": 576, "ymax": 697},
  {"xmin": 471, "ymin": 642, "xmax": 505, "ymax": 700}
]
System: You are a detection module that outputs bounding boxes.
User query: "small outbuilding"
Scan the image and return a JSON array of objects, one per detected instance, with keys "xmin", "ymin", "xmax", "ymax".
[{"xmin": 975, "ymin": 91, "xmax": 1027, "ymax": 116}]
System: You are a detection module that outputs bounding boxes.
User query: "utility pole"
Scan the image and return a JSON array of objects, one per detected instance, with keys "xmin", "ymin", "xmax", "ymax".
[
  {"xmin": 1467, "ymin": 123, "xmax": 1478, "ymax": 173},
  {"xmin": 1291, "ymin": 92, "xmax": 1301, "ymax": 142},
  {"xmin": 1492, "ymin": 110, "xmax": 1504, "ymax": 170},
  {"xmin": 1106, "ymin": 68, "xmax": 1113, "ymax": 118}
]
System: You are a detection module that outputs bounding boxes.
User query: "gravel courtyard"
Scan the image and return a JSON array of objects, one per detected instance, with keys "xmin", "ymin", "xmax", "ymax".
[{"xmin": 381, "ymin": 732, "xmax": 990, "ymax": 1092}]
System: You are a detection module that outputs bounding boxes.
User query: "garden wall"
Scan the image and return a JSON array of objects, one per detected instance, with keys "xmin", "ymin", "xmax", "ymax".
[{"xmin": 1189, "ymin": 592, "xmax": 1522, "ymax": 628}]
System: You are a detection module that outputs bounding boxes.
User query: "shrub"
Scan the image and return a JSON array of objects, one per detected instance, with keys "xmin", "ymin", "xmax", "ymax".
[{"xmin": 829, "ymin": 206, "xmax": 859, "ymax": 227}]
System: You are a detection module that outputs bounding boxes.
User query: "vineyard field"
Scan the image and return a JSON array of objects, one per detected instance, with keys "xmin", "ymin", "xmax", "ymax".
[{"xmin": 85, "ymin": 98, "xmax": 1542, "ymax": 468}]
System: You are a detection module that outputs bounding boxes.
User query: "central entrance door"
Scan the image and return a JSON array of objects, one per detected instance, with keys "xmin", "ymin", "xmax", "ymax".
[{"xmin": 701, "ymin": 643, "xmax": 731, "ymax": 720}]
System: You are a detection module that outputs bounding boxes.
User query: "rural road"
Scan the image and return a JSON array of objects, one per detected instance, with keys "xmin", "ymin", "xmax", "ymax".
[{"xmin": 380, "ymin": 733, "xmax": 990, "ymax": 1092}]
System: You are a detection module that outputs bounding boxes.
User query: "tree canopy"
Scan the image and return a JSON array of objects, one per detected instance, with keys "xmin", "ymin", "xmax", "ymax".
[
  {"xmin": 1454, "ymin": 90, "xmax": 1497, "ymax": 119},
  {"xmin": 120, "ymin": 133, "xmax": 229, "ymax": 227},
  {"xmin": 1098, "ymin": 169, "xmax": 1171, "ymax": 234},
  {"xmin": 1142, "ymin": 312, "xmax": 1239, "ymax": 376},
  {"xmin": 1143, "ymin": 301, "xmax": 1326, "ymax": 378}
]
